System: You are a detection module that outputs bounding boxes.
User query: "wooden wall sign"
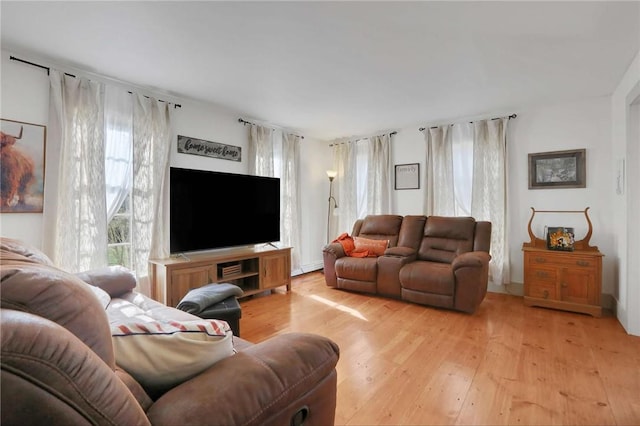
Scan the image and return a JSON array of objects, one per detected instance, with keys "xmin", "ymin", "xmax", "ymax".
[{"xmin": 177, "ymin": 135, "xmax": 241, "ymax": 162}]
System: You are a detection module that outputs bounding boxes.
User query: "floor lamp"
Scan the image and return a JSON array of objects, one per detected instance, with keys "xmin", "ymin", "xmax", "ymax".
[{"xmin": 326, "ymin": 170, "xmax": 338, "ymax": 244}]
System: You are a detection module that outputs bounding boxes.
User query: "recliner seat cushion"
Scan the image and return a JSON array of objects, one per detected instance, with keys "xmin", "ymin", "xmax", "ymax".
[
  {"xmin": 335, "ymin": 257, "xmax": 378, "ymax": 282},
  {"xmin": 399, "ymin": 261, "xmax": 454, "ymax": 296},
  {"xmin": 109, "ymin": 298, "xmax": 234, "ymax": 394}
]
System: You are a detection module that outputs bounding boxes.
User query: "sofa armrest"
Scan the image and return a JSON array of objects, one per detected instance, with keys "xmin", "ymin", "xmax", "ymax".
[
  {"xmin": 147, "ymin": 333, "xmax": 340, "ymax": 426},
  {"xmin": 452, "ymin": 251, "xmax": 491, "ymax": 313},
  {"xmin": 1, "ymin": 310, "xmax": 150, "ymax": 426},
  {"xmin": 322, "ymin": 242, "xmax": 346, "ymax": 258},
  {"xmin": 451, "ymin": 251, "xmax": 490, "ymax": 272},
  {"xmin": 75, "ymin": 265, "xmax": 137, "ymax": 298},
  {"xmin": 322, "ymin": 242, "xmax": 346, "ymax": 287}
]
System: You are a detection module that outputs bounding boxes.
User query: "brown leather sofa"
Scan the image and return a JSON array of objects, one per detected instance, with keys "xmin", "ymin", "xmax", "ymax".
[
  {"xmin": 1, "ymin": 237, "xmax": 340, "ymax": 426},
  {"xmin": 323, "ymin": 215, "xmax": 492, "ymax": 313}
]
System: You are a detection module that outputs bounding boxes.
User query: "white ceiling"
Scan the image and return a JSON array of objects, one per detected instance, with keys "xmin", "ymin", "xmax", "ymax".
[{"xmin": 2, "ymin": 1, "xmax": 639, "ymax": 140}]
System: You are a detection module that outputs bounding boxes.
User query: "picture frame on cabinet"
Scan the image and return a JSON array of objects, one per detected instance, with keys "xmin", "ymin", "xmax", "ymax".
[
  {"xmin": 528, "ymin": 149, "xmax": 586, "ymax": 189},
  {"xmin": 0, "ymin": 118, "xmax": 47, "ymax": 213},
  {"xmin": 546, "ymin": 226, "xmax": 575, "ymax": 251}
]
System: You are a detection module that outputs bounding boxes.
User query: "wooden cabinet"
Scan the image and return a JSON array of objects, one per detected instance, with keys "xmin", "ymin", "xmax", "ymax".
[
  {"xmin": 149, "ymin": 246, "xmax": 291, "ymax": 307},
  {"xmin": 523, "ymin": 248, "xmax": 602, "ymax": 317},
  {"xmin": 522, "ymin": 207, "xmax": 603, "ymax": 317},
  {"xmin": 262, "ymin": 252, "xmax": 291, "ymax": 289}
]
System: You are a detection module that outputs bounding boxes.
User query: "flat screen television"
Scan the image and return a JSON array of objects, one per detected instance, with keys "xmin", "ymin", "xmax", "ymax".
[{"xmin": 170, "ymin": 167, "xmax": 280, "ymax": 254}]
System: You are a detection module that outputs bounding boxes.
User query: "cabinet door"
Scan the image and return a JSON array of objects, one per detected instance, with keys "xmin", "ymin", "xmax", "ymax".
[
  {"xmin": 559, "ymin": 267, "xmax": 596, "ymax": 305},
  {"xmin": 261, "ymin": 252, "xmax": 290, "ymax": 289},
  {"xmin": 170, "ymin": 265, "xmax": 214, "ymax": 307}
]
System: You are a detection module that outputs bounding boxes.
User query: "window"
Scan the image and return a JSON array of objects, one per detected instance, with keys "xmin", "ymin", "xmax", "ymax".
[
  {"xmin": 451, "ymin": 124, "xmax": 473, "ymax": 216},
  {"xmin": 104, "ymin": 89, "xmax": 133, "ymax": 268},
  {"xmin": 108, "ymin": 194, "xmax": 131, "ymax": 268}
]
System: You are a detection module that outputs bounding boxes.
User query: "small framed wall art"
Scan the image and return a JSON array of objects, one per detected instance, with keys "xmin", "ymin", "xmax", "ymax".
[
  {"xmin": 0, "ymin": 118, "xmax": 47, "ymax": 213},
  {"xmin": 528, "ymin": 149, "xmax": 586, "ymax": 189},
  {"xmin": 395, "ymin": 163, "xmax": 420, "ymax": 190}
]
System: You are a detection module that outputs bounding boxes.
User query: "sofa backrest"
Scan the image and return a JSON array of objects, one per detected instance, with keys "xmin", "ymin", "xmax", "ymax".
[
  {"xmin": 352, "ymin": 215, "xmax": 403, "ymax": 247},
  {"xmin": 0, "ymin": 238, "xmax": 116, "ymax": 368},
  {"xmin": 474, "ymin": 221, "xmax": 492, "ymax": 253},
  {"xmin": 417, "ymin": 216, "xmax": 480, "ymax": 263},
  {"xmin": 397, "ymin": 215, "xmax": 427, "ymax": 249}
]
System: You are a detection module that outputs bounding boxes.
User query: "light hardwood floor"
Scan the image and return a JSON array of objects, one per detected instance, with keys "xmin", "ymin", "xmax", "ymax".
[{"xmin": 240, "ymin": 272, "xmax": 640, "ymax": 426}]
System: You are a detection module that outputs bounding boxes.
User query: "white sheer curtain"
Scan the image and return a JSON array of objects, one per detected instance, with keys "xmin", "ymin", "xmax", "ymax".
[
  {"xmin": 248, "ymin": 124, "xmax": 274, "ymax": 176},
  {"xmin": 472, "ymin": 118, "xmax": 509, "ymax": 286},
  {"xmin": 332, "ymin": 140, "xmax": 358, "ymax": 239},
  {"xmin": 47, "ymin": 70, "xmax": 107, "ymax": 272},
  {"xmin": 131, "ymin": 94, "xmax": 173, "ymax": 286},
  {"xmin": 281, "ymin": 133, "xmax": 302, "ymax": 271},
  {"xmin": 425, "ymin": 125, "xmax": 455, "ymax": 216},
  {"xmin": 423, "ymin": 118, "xmax": 510, "ymax": 286},
  {"xmin": 367, "ymin": 134, "xmax": 391, "ymax": 214},
  {"xmin": 46, "ymin": 71, "xmax": 172, "ymax": 286}
]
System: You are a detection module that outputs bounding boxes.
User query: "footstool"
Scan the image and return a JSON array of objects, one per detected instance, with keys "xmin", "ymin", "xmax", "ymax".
[
  {"xmin": 197, "ymin": 296, "xmax": 242, "ymax": 337},
  {"xmin": 176, "ymin": 283, "xmax": 244, "ymax": 337}
]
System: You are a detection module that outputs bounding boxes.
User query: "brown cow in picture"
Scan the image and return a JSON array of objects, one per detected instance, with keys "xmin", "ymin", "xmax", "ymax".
[{"xmin": 0, "ymin": 126, "xmax": 35, "ymax": 208}]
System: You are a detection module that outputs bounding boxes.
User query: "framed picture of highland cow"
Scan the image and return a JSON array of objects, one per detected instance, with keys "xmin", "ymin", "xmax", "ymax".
[{"xmin": 1, "ymin": 119, "xmax": 46, "ymax": 213}]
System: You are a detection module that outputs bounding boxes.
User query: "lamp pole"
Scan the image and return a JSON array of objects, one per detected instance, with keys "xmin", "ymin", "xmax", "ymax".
[{"xmin": 326, "ymin": 171, "xmax": 338, "ymax": 244}]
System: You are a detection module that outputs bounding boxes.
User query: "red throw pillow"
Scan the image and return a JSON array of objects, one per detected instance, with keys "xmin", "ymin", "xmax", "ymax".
[
  {"xmin": 353, "ymin": 237, "xmax": 388, "ymax": 257},
  {"xmin": 332, "ymin": 233, "xmax": 356, "ymax": 255}
]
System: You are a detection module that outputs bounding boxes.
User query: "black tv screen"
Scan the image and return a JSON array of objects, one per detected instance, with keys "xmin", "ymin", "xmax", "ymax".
[{"xmin": 170, "ymin": 167, "xmax": 280, "ymax": 253}]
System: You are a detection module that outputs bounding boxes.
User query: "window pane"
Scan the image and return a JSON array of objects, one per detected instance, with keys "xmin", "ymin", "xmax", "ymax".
[
  {"xmin": 451, "ymin": 123, "xmax": 473, "ymax": 216},
  {"xmin": 108, "ymin": 216, "xmax": 130, "ymax": 244},
  {"xmin": 117, "ymin": 194, "xmax": 130, "ymax": 214},
  {"xmin": 108, "ymin": 245, "xmax": 130, "ymax": 268}
]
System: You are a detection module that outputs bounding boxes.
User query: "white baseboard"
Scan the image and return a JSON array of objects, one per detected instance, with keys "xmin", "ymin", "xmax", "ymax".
[
  {"xmin": 488, "ymin": 281, "xmax": 524, "ymax": 296},
  {"xmin": 292, "ymin": 261, "xmax": 323, "ymax": 277}
]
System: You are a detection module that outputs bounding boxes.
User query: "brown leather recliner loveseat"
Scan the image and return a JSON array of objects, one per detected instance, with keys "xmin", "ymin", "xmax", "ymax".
[
  {"xmin": 1, "ymin": 237, "xmax": 340, "ymax": 426},
  {"xmin": 323, "ymin": 214, "xmax": 492, "ymax": 313}
]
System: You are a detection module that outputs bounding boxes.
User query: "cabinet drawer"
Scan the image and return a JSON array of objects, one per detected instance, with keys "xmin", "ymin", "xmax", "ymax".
[
  {"xmin": 526, "ymin": 267, "xmax": 557, "ymax": 284},
  {"xmin": 528, "ymin": 253, "xmax": 597, "ymax": 269},
  {"xmin": 526, "ymin": 282, "xmax": 556, "ymax": 300}
]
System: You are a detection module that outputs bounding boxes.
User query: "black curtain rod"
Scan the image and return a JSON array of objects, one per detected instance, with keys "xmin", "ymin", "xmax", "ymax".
[
  {"xmin": 328, "ymin": 131, "xmax": 397, "ymax": 147},
  {"xmin": 418, "ymin": 113, "xmax": 517, "ymax": 132},
  {"xmin": 238, "ymin": 118, "xmax": 305, "ymax": 139},
  {"xmin": 10, "ymin": 55, "xmax": 181, "ymax": 108},
  {"xmin": 10, "ymin": 55, "xmax": 76, "ymax": 77},
  {"xmin": 126, "ymin": 91, "xmax": 181, "ymax": 108}
]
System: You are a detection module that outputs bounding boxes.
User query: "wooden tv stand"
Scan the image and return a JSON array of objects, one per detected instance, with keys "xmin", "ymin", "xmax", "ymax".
[{"xmin": 149, "ymin": 246, "xmax": 291, "ymax": 307}]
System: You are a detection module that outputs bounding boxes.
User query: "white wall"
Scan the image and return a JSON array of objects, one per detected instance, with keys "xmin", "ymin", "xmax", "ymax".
[
  {"xmin": 507, "ymin": 97, "xmax": 615, "ymax": 299},
  {"xmin": 611, "ymin": 49, "xmax": 640, "ymax": 336},
  {"xmin": 0, "ymin": 49, "xmax": 329, "ymax": 275},
  {"xmin": 388, "ymin": 96, "xmax": 616, "ymax": 303},
  {"xmin": 0, "ymin": 53, "xmax": 50, "ymax": 247}
]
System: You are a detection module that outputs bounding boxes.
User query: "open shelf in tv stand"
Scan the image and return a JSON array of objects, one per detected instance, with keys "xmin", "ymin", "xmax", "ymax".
[{"xmin": 149, "ymin": 245, "xmax": 291, "ymax": 307}]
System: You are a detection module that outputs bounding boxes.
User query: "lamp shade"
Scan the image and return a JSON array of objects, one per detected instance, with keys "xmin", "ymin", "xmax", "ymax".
[{"xmin": 326, "ymin": 170, "xmax": 337, "ymax": 179}]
